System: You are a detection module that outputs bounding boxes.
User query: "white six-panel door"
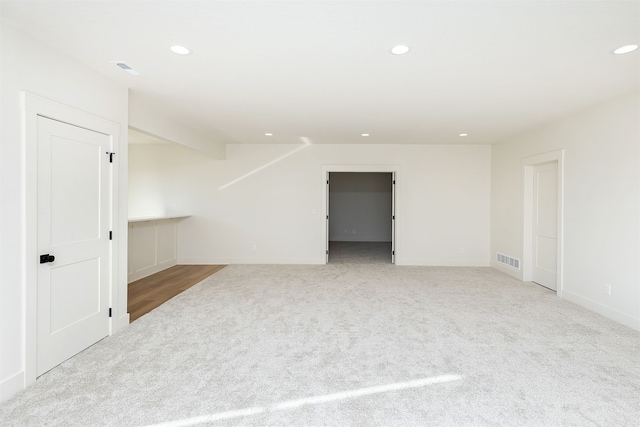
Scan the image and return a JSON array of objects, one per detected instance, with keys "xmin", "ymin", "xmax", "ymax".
[
  {"xmin": 532, "ymin": 162, "xmax": 558, "ymax": 291},
  {"xmin": 37, "ymin": 116, "xmax": 111, "ymax": 375}
]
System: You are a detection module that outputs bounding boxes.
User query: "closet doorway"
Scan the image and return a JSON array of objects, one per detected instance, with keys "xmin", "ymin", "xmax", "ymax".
[{"xmin": 326, "ymin": 172, "xmax": 395, "ymax": 264}]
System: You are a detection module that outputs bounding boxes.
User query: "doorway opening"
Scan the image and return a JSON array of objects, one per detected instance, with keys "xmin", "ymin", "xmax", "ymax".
[{"xmin": 326, "ymin": 172, "xmax": 395, "ymax": 264}]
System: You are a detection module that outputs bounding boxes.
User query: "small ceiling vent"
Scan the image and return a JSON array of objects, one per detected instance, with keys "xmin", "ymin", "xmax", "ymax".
[{"xmin": 110, "ymin": 61, "xmax": 140, "ymax": 76}]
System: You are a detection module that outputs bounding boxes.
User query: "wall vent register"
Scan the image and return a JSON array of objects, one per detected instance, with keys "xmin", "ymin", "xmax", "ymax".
[{"xmin": 496, "ymin": 252, "xmax": 520, "ymax": 270}]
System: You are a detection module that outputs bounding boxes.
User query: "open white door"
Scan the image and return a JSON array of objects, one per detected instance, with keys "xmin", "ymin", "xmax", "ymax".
[
  {"xmin": 391, "ymin": 172, "xmax": 396, "ymax": 264},
  {"xmin": 37, "ymin": 116, "xmax": 111, "ymax": 375},
  {"xmin": 325, "ymin": 173, "xmax": 330, "ymax": 263},
  {"xmin": 532, "ymin": 162, "xmax": 558, "ymax": 291}
]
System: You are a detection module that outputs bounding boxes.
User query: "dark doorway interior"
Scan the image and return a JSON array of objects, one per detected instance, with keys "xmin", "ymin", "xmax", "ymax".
[{"xmin": 328, "ymin": 172, "xmax": 393, "ymax": 264}]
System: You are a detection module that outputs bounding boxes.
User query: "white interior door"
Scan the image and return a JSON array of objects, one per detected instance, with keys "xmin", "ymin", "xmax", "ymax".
[
  {"xmin": 391, "ymin": 172, "xmax": 395, "ymax": 264},
  {"xmin": 532, "ymin": 162, "xmax": 558, "ymax": 291},
  {"xmin": 326, "ymin": 173, "xmax": 330, "ymax": 263},
  {"xmin": 37, "ymin": 116, "xmax": 111, "ymax": 376}
]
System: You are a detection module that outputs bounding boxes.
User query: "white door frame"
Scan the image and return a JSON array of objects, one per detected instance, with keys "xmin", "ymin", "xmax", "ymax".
[
  {"xmin": 321, "ymin": 164, "xmax": 399, "ymax": 265},
  {"xmin": 23, "ymin": 93, "xmax": 122, "ymax": 386},
  {"xmin": 522, "ymin": 150, "xmax": 564, "ymax": 296},
  {"xmin": 391, "ymin": 171, "xmax": 396, "ymax": 265},
  {"xmin": 325, "ymin": 172, "xmax": 330, "ymax": 263}
]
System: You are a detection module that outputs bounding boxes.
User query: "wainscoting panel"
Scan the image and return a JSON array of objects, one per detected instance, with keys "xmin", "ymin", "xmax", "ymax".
[{"xmin": 128, "ymin": 217, "xmax": 184, "ymax": 283}]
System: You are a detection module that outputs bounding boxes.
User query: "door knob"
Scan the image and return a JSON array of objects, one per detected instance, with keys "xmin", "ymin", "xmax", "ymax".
[{"xmin": 39, "ymin": 254, "xmax": 55, "ymax": 264}]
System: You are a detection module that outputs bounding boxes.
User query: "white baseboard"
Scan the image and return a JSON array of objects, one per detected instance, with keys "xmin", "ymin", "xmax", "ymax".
[
  {"xmin": 561, "ymin": 289, "xmax": 640, "ymax": 331},
  {"xmin": 397, "ymin": 258, "xmax": 490, "ymax": 267},
  {"xmin": 490, "ymin": 261, "xmax": 523, "ymax": 280},
  {"xmin": 179, "ymin": 257, "xmax": 491, "ymax": 267},
  {"xmin": 178, "ymin": 257, "xmax": 325, "ymax": 265},
  {"xmin": 117, "ymin": 313, "xmax": 130, "ymax": 331},
  {"xmin": 0, "ymin": 370, "xmax": 24, "ymax": 403},
  {"xmin": 127, "ymin": 259, "xmax": 176, "ymax": 283}
]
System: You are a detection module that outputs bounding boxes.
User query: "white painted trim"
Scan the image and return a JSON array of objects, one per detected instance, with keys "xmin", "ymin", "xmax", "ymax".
[
  {"xmin": 400, "ymin": 258, "xmax": 490, "ymax": 267},
  {"xmin": 322, "ymin": 165, "xmax": 401, "ymax": 173},
  {"xmin": 0, "ymin": 370, "xmax": 24, "ymax": 403},
  {"xmin": 490, "ymin": 261, "xmax": 521, "ymax": 280},
  {"xmin": 117, "ymin": 313, "xmax": 131, "ymax": 331},
  {"xmin": 24, "ymin": 94, "xmax": 120, "ymax": 136},
  {"xmin": 23, "ymin": 103, "xmax": 38, "ymax": 388},
  {"xmin": 128, "ymin": 215, "xmax": 190, "ymax": 223},
  {"xmin": 325, "ymin": 172, "xmax": 330, "ymax": 264},
  {"xmin": 179, "ymin": 257, "xmax": 489, "ymax": 267},
  {"xmin": 322, "ymin": 165, "xmax": 400, "ymax": 265},
  {"xmin": 562, "ymin": 290, "xmax": 640, "ymax": 331},
  {"xmin": 392, "ymin": 172, "xmax": 396, "ymax": 265},
  {"xmin": 22, "ymin": 92, "xmax": 123, "ymax": 387},
  {"xmin": 522, "ymin": 150, "xmax": 565, "ymax": 296},
  {"xmin": 178, "ymin": 257, "xmax": 324, "ymax": 265}
]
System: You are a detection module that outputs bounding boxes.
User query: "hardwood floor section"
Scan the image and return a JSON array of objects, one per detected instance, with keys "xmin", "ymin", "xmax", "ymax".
[{"xmin": 128, "ymin": 265, "xmax": 225, "ymax": 322}]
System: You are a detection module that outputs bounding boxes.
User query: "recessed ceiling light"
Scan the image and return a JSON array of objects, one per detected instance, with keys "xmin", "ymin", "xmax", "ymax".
[
  {"xmin": 170, "ymin": 45, "xmax": 191, "ymax": 55},
  {"xmin": 612, "ymin": 44, "xmax": 638, "ymax": 55},
  {"xmin": 265, "ymin": 133, "xmax": 273, "ymax": 136},
  {"xmin": 459, "ymin": 133, "xmax": 469, "ymax": 137},
  {"xmin": 391, "ymin": 45, "xmax": 410, "ymax": 55},
  {"xmin": 361, "ymin": 133, "xmax": 370, "ymax": 137}
]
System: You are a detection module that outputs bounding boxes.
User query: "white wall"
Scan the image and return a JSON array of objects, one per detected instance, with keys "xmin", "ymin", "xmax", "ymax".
[
  {"xmin": 141, "ymin": 143, "xmax": 492, "ymax": 266},
  {"xmin": 491, "ymin": 91, "xmax": 640, "ymax": 330},
  {"xmin": 129, "ymin": 143, "xmax": 171, "ymax": 218},
  {"xmin": 329, "ymin": 172, "xmax": 392, "ymax": 242},
  {"xmin": 128, "ymin": 142, "xmax": 199, "ymax": 218},
  {"xmin": 0, "ymin": 23, "xmax": 129, "ymax": 401}
]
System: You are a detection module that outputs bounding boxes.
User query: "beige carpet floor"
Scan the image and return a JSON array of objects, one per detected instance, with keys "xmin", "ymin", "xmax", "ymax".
[
  {"xmin": 328, "ymin": 241, "xmax": 392, "ymax": 264},
  {"xmin": 1, "ymin": 264, "xmax": 639, "ymax": 426}
]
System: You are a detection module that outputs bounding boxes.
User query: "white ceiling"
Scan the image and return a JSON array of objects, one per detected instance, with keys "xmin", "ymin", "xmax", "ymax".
[{"xmin": 2, "ymin": 0, "xmax": 638, "ymax": 146}]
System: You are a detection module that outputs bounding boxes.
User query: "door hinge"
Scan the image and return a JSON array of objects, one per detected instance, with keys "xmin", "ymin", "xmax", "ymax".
[
  {"xmin": 392, "ymin": 215, "xmax": 395, "ymax": 220},
  {"xmin": 108, "ymin": 308, "xmax": 112, "ymax": 318},
  {"xmin": 393, "ymin": 180, "xmax": 396, "ymax": 184},
  {"xmin": 392, "ymin": 250, "xmax": 395, "ymax": 255},
  {"xmin": 106, "ymin": 152, "xmax": 115, "ymax": 163},
  {"xmin": 109, "ymin": 231, "xmax": 113, "ymax": 240},
  {"xmin": 326, "ymin": 215, "xmax": 329, "ymax": 220},
  {"xmin": 327, "ymin": 180, "xmax": 329, "ymax": 184},
  {"xmin": 326, "ymin": 250, "xmax": 329, "ymax": 255}
]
